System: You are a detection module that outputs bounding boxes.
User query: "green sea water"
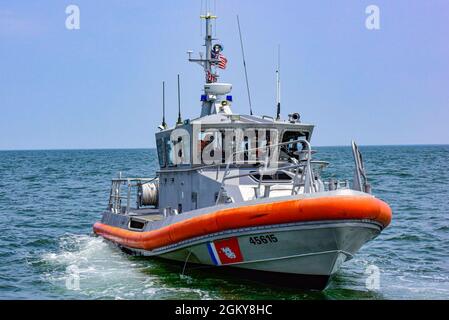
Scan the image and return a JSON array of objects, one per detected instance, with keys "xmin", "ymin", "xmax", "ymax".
[{"xmin": 0, "ymin": 145, "xmax": 448, "ymax": 299}]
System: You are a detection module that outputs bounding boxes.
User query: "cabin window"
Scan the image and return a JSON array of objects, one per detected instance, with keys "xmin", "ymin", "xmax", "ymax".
[
  {"xmin": 173, "ymin": 134, "xmax": 191, "ymax": 165},
  {"xmin": 280, "ymin": 131, "xmax": 308, "ymax": 161},
  {"xmin": 241, "ymin": 135, "xmax": 254, "ymax": 162},
  {"xmin": 196, "ymin": 128, "xmax": 279, "ymax": 165},
  {"xmin": 197, "ymin": 130, "xmax": 223, "ymax": 165},
  {"xmin": 156, "ymin": 138, "xmax": 166, "ymax": 167},
  {"xmin": 160, "ymin": 128, "xmax": 191, "ymax": 166},
  {"xmin": 164, "ymin": 137, "xmax": 175, "ymax": 166}
]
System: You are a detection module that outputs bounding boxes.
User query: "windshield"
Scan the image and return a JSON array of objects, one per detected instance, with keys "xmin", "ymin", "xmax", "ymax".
[{"xmin": 279, "ymin": 131, "xmax": 309, "ymax": 162}]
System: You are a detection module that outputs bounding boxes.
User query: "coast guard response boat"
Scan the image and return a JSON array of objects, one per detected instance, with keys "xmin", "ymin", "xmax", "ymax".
[{"xmin": 93, "ymin": 12, "xmax": 392, "ymax": 290}]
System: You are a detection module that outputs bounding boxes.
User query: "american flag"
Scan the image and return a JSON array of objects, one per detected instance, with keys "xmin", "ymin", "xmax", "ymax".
[
  {"xmin": 207, "ymin": 71, "xmax": 217, "ymax": 83},
  {"xmin": 211, "ymin": 50, "xmax": 228, "ymax": 70},
  {"xmin": 217, "ymin": 54, "xmax": 228, "ymax": 69}
]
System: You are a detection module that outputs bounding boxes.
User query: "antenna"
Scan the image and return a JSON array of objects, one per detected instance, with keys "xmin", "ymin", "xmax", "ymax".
[
  {"xmin": 176, "ymin": 74, "xmax": 183, "ymax": 125},
  {"xmin": 276, "ymin": 45, "xmax": 281, "ymax": 121},
  {"xmin": 161, "ymin": 81, "xmax": 167, "ymax": 129},
  {"xmin": 237, "ymin": 15, "xmax": 253, "ymax": 116},
  {"xmin": 214, "ymin": 0, "xmax": 217, "ymax": 37}
]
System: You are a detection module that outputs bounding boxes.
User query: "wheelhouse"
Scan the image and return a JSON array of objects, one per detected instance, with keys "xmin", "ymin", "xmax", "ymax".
[{"xmin": 155, "ymin": 113, "xmax": 314, "ymax": 170}]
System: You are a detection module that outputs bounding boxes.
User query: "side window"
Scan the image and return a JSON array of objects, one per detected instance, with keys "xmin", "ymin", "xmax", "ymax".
[
  {"xmin": 198, "ymin": 129, "xmax": 223, "ymax": 165},
  {"xmin": 165, "ymin": 137, "xmax": 175, "ymax": 166},
  {"xmin": 178, "ymin": 136, "xmax": 191, "ymax": 165},
  {"xmin": 280, "ymin": 131, "xmax": 307, "ymax": 161},
  {"xmin": 172, "ymin": 130, "xmax": 191, "ymax": 165},
  {"xmin": 156, "ymin": 138, "xmax": 166, "ymax": 167}
]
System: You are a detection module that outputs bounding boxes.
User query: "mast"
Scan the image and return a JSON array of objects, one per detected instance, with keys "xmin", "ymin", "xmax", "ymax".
[
  {"xmin": 187, "ymin": 12, "xmax": 232, "ymax": 117},
  {"xmin": 161, "ymin": 81, "xmax": 167, "ymax": 129},
  {"xmin": 176, "ymin": 74, "xmax": 183, "ymax": 125},
  {"xmin": 204, "ymin": 14, "xmax": 214, "ymax": 80},
  {"xmin": 187, "ymin": 13, "xmax": 217, "ymax": 84},
  {"xmin": 276, "ymin": 45, "xmax": 281, "ymax": 121}
]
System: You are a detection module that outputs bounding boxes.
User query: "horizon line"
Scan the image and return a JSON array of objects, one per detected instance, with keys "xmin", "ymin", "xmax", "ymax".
[{"xmin": 1, "ymin": 143, "xmax": 448, "ymax": 152}]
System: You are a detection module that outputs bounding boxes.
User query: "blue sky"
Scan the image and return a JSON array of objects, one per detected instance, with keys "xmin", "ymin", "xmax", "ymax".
[{"xmin": 0, "ymin": 0, "xmax": 448, "ymax": 149}]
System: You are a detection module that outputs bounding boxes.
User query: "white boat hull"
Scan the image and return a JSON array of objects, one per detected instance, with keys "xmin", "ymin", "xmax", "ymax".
[{"xmin": 122, "ymin": 220, "xmax": 381, "ymax": 289}]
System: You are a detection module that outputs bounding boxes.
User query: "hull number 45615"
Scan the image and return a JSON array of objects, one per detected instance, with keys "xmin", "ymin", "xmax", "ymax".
[{"xmin": 249, "ymin": 234, "xmax": 278, "ymax": 245}]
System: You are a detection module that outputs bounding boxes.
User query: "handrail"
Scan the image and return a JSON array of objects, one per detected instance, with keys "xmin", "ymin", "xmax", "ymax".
[
  {"xmin": 220, "ymin": 138, "xmax": 307, "ymax": 174},
  {"xmin": 221, "ymin": 162, "xmax": 305, "ymax": 181},
  {"xmin": 158, "ymin": 139, "xmax": 308, "ymax": 175},
  {"xmin": 216, "ymin": 139, "xmax": 316, "ymax": 204},
  {"xmin": 108, "ymin": 176, "xmax": 159, "ymax": 214}
]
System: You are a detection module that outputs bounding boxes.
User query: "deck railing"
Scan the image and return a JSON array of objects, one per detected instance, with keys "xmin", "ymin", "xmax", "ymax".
[
  {"xmin": 108, "ymin": 175, "xmax": 158, "ymax": 214},
  {"xmin": 106, "ymin": 140, "xmax": 367, "ymax": 214},
  {"xmin": 215, "ymin": 139, "xmax": 323, "ymax": 204}
]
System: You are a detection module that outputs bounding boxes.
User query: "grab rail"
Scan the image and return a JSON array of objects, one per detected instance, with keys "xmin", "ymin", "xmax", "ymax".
[
  {"xmin": 108, "ymin": 176, "xmax": 158, "ymax": 214},
  {"xmin": 215, "ymin": 139, "xmax": 317, "ymax": 204}
]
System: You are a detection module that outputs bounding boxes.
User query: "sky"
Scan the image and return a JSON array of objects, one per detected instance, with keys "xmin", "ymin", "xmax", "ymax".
[{"xmin": 0, "ymin": 0, "xmax": 448, "ymax": 150}]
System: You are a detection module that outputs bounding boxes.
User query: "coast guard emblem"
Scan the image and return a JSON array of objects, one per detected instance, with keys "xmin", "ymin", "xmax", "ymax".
[{"xmin": 207, "ymin": 237, "xmax": 243, "ymax": 265}]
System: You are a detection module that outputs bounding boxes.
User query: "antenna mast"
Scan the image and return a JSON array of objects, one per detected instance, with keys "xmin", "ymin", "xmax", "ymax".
[
  {"xmin": 177, "ymin": 74, "xmax": 183, "ymax": 125},
  {"xmin": 237, "ymin": 15, "xmax": 253, "ymax": 116},
  {"xmin": 188, "ymin": 13, "xmax": 217, "ymax": 82},
  {"xmin": 276, "ymin": 45, "xmax": 281, "ymax": 121},
  {"xmin": 161, "ymin": 81, "xmax": 167, "ymax": 129},
  {"xmin": 187, "ymin": 12, "xmax": 218, "ymax": 116},
  {"xmin": 187, "ymin": 9, "xmax": 232, "ymax": 117}
]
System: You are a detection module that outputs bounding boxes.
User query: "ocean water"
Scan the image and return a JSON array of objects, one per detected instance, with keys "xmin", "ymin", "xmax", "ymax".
[{"xmin": 0, "ymin": 145, "xmax": 448, "ymax": 300}]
